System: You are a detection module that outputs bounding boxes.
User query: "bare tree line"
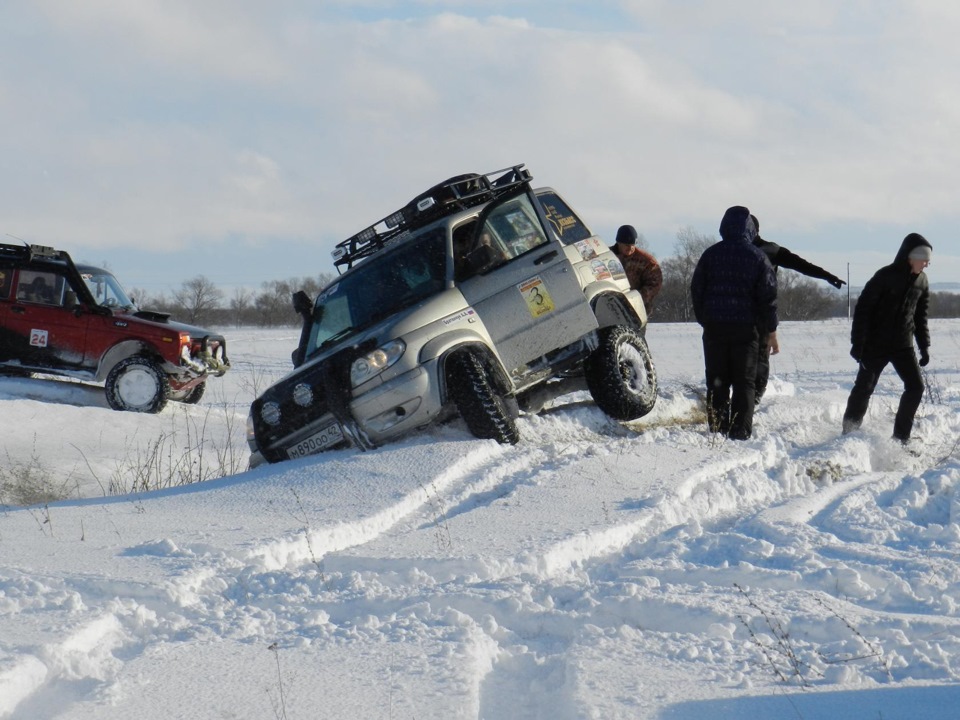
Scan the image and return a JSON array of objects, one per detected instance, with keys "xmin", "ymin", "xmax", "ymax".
[
  {"xmin": 130, "ymin": 274, "xmax": 335, "ymax": 327},
  {"xmin": 130, "ymin": 231, "xmax": 958, "ymax": 328}
]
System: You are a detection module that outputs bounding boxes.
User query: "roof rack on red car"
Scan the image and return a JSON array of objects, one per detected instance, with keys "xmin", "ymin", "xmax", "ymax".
[
  {"xmin": 0, "ymin": 242, "xmax": 69, "ymax": 263},
  {"xmin": 332, "ymin": 164, "xmax": 532, "ymax": 272}
]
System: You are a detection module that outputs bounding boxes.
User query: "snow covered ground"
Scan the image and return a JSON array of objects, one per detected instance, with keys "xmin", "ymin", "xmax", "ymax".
[{"xmin": 1, "ymin": 319, "xmax": 959, "ymax": 719}]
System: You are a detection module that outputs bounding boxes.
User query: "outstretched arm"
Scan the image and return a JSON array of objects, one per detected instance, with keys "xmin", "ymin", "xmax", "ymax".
[{"xmin": 771, "ymin": 245, "xmax": 845, "ymax": 288}]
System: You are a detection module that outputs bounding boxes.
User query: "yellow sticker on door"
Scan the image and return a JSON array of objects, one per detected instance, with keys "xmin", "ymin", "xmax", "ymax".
[{"xmin": 518, "ymin": 276, "xmax": 555, "ymax": 318}]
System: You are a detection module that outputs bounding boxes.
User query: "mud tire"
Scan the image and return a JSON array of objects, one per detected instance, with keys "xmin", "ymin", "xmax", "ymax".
[
  {"xmin": 585, "ymin": 325, "xmax": 657, "ymax": 421},
  {"xmin": 446, "ymin": 351, "xmax": 520, "ymax": 444}
]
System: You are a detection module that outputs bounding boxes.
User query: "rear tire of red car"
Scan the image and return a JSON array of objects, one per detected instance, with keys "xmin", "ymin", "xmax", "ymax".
[
  {"xmin": 171, "ymin": 382, "xmax": 206, "ymax": 405},
  {"xmin": 182, "ymin": 382, "xmax": 206, "ymax": 404},
  {"xmin": 105, "ymin": 356, "xmax": 170, "ymax": 413}
]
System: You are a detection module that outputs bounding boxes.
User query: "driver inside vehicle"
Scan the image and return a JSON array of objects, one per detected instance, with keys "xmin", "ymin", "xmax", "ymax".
[
  {"xmin": 456, "ymin": 229, "xmax": 507, "ymax": 281},
  {"xmin": 23, "ymin": 275, "xmax": 56, "ymax": 304}
]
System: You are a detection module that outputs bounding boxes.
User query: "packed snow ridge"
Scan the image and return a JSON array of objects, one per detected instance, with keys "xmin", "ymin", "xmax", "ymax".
[{"xmin": 1, "ymin": 321, "xmax": 959, "ymax": 719}]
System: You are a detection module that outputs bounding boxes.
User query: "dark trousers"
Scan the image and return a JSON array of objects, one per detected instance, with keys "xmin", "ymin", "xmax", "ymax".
[
  {"xmin": 702, "ymin": 324, "xmax": 759, "ymax": 440},
  {"xmin": 755, "ymin": 330, "xmax": 771, "ymax": 401},
  {"xmin": 843, "ymin": 347, "xmax": 924, "ymax": 441}
]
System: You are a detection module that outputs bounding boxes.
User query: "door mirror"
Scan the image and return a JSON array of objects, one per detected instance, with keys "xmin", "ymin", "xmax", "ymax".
[{"xmin": 292, "ymin": 290, "xmax": 312, "ymax": 317}]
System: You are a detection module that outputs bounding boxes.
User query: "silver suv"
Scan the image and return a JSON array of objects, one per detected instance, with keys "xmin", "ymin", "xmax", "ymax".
[{"xmin": 247, "ymin": 165, "xmax": 657, "ymax": 465}]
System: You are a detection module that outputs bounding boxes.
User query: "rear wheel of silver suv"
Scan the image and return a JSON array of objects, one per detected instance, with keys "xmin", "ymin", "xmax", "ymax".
[
  {"xmin": 585, "ymin": 325, "xmax": 657, "ymax": 421},
  {"xmin": 105, "ymin": 356, "xmax": 170, "ymax": 413},
  {"xmin": 446, "ymin": 351, "xmax": 520, "ymax": 444}
]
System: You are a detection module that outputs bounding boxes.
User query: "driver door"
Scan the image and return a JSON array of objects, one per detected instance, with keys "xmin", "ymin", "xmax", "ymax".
[
  {"xmin": 456, "ymin": 192, "xmax": 597, "ymax": 378},
  {"xmin": 4, "ymin": 267, "xmax": 92, "ymax": 371}
]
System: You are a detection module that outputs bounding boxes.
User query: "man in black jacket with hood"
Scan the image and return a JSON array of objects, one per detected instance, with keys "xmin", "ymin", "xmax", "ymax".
[
  {"xmin": 691, "ymin": 206, "xmax": 778, "ymax": 440},
  {"xmin": 750, "ymin": 214, "xmax": 846, "ymax": 405},
  {"xmin": 842, "ymin": 232, "xmax": 932, "ymax": 443}
]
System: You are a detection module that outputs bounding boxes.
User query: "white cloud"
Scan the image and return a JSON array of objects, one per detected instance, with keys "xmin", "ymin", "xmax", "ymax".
[
  {"xmin": 32, "ymin": 0, "xmax": 288, "ymax": 83},
  {"xmin": 1, "ymin": 0, "xmax": 959, "ymax": 288}
]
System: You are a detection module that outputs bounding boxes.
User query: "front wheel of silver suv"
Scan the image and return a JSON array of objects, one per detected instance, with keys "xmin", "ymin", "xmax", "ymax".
[
  {"xmin": 585, "ymin": 325, "xmax": 657, "ymax": 421},
  {"xmin": 446, "ymin": 351, "xmax": 520, "ymax": 445}
]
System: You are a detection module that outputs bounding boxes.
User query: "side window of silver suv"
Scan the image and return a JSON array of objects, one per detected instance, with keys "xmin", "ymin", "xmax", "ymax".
[
  {"xmin": 454, "ymin": 195, "xmax": 550, "ymax": 282},
  {"xmin": 485, "ymin": 195, "xmax": 549, "ymax": 259}
]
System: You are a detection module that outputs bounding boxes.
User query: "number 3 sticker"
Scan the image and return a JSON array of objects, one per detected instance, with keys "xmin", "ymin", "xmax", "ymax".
[
  {"xmin": 30, "ymin": 329, "xmax": 49, "ymax": 347},
  {"xmin": 517, "ymin": 276, "xmax": 555, "ymax": 318}
]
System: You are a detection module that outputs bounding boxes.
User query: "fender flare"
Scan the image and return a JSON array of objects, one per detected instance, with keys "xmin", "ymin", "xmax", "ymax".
[
  {"xmin": 589, "ymin": 289, "xmax": 646, "ymax": 330},
  {"xmin": 437, "ymin": 341, "xmax": 512, "ymax": 404},
  {"xmin": 96, "ymin": 340, "xmax": 161, "ymax": 381}
]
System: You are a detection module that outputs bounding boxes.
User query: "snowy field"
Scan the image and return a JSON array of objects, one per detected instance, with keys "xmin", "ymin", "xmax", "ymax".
[{"xmin": 1, "ymin": 319, "xmax": 960, "ymax": 719}]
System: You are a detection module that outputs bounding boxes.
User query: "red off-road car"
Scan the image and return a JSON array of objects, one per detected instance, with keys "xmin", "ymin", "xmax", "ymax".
[{"xmin": 0, "ymin": 243, "xmax": 229, "ymax": 412}]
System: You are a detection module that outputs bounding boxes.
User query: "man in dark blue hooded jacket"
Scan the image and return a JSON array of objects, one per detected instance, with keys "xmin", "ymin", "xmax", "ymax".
[
  {"xmin": 690, "ymin": 206, "xmax": 778, "ymax": 440},
  {"xmin": 842, "ymin": 232, "xmax": 932, "ymax": 442}
]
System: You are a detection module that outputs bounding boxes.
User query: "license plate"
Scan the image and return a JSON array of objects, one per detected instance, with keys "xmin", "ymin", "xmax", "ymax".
[{"xmin": 287, "ymin": 422, "xmax": 344, "ymax": 459}]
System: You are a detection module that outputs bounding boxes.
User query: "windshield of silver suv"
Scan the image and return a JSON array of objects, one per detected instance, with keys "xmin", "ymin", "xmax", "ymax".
[{"xmin": 304, "ymin": 226, "xmax": 447, "ymax": 359}]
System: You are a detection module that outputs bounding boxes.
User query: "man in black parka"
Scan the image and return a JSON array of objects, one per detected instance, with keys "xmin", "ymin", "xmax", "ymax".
[
  {"xmin": 691, "ymin": 206, "xmax": 778, "ymax": 440},
  {"xmin": 750, "ymin": 215, "xmax": 846, "ymax": 405},
  {"xmin": 842, "ymin": 233, "xmax": 932, "ymax": 442}
]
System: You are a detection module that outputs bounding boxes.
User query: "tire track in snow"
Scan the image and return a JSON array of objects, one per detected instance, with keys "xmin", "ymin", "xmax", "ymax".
[
  {"xmin": 0, "ymin": 439, "xmax": 510, "ymax": 717},
  {"xmin": 246, "ymin": 440, "xmax": 512, "ymax": 571}
]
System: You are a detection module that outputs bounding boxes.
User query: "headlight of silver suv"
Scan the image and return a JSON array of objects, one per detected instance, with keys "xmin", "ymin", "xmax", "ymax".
[{"xmin": 350, "ymin": 339, "xmax": 406, "ymax": 387}]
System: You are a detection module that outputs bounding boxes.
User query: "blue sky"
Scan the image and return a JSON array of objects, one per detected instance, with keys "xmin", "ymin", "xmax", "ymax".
[{"xmin": 2, "ymin": 0, "xmax": 957, "ymax": 299}]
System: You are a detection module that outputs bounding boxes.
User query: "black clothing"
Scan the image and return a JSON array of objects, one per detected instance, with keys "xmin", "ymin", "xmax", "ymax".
[
  {"xmin": 691, "ymin": 206, "xmax": 778, "ymax": 440},
  {"xmin": 842, "ymin": 232, "xmax": 932, "ymax": 441},
  {"xmin": 851, "ymin": 233, "xmax": 931, "ymax": 360},
  {"xmin": 755, "ymin": 329, "xmax": 774, "ymax": 405},
  {"xmin": 751, "ymin": 221, "xmax": 844, "ymax": 403},
  {"xmin": 691, "ymin": 210, "xmax": 778, "ymax": 332},
  {"xmin": 754, "ymin": 237, "xmax": 845, "ymax": 289},
  {"xmin": 702, "ymin": 323, "xmax": 760, "ymax": 440},
  {"xmin": 844, "ymin": 348, "xmax": 924, "ymax": 441}
]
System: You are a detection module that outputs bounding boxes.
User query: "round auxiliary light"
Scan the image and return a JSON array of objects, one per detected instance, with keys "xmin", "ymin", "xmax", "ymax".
[
  {"xmin": 293, "ymin": 383, "xmax": 314, "ymax": 407},
  {"xmin": 260, "ymin": 401, "xmax": 281, "ymax": 426}
]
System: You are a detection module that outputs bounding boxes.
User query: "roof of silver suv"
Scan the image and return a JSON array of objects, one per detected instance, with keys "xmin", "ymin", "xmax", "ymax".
[{"xmin": 332, "ymin": 164, "xmax": 531, "ymax": 271}]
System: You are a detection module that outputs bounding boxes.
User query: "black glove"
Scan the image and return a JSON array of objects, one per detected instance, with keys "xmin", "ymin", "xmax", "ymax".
[
  {"xmin": 828, "ymin": 275, "xmax": 846, "ymax": 289},
  {"xmin": 919, "ymin": 348, "xmax": 930, "ymax": 367},
  {"xmin": 850, "ymin": 347, "xmax": 862, "ymax": 362}
]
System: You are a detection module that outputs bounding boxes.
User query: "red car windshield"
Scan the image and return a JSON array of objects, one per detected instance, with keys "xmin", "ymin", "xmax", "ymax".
[{"xmin": 80, "ymin": 270, "xmax": 136, "ymax": 311}]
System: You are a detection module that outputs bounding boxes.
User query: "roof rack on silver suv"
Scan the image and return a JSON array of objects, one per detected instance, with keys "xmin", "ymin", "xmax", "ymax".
[{"xmin": 332, "ymin": 164, "xmax": 532, "ymax": 271}]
